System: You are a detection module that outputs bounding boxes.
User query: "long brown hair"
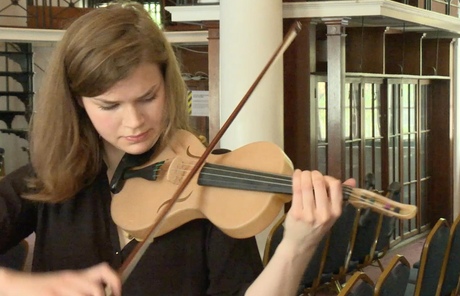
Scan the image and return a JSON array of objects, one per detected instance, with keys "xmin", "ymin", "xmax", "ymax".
[{"xmin": 28, "ymin": 1, "xmax": 190, "ymax": 202}]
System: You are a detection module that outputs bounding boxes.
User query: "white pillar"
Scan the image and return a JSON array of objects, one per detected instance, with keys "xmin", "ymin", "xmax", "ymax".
[
  {"xmin": 454, "ymin": 38, "xmax": 460, "ymax": 218},
  {"xmin": 219, "ymin": 0, "xmax": 284, "ymax": 257},
  {"xmin": 219, "ymin": 0, "xmax": 284, "ymax": 150}
]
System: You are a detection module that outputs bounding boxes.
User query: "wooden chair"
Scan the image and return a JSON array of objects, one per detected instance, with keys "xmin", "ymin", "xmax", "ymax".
[
  {"xmin": 262, "ymin": 213, "xmax": 285, "ymax": 267},
  {"xmin": 301, "ymin": 202, "xmax": 359, "ymax": 294},
  {"xmin": 262, "ymin": 213, "xmax": 329, "ymax": 295},
  {"xmin": 404, "ymin": 218, "xmax": 450, "ymax": 296},
  {"xmin": 374, "ymin": 254, "xmax": 411, "ymax": 296},
  {"xmin": 437, "ymin": 213, "xmax": 460, "ymax": 296},
  {"xmin": 347, "ymin": 181, "xmax": 401, "ymax": 273},
  {"xmin": 263, "ymin": 203, "xmax": 359, "ymax": 295},
  {"xmin": 0, "ymin": 239, "xmax": 29, "ymax": 271},
  {"xmin": 337, "ymin": 271, "xmax": 374, "ymax": 296}
]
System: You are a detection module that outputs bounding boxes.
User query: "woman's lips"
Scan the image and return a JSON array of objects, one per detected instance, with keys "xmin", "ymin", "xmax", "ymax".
[{"xmin": 125, "ymin": 131, "xmax": 149, "ymax": 142}]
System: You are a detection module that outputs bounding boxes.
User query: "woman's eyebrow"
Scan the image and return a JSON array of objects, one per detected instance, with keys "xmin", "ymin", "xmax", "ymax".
[
  {"xmin": 135, "ymin": 86, "xmax": 158, "ymax": 101},
  {"xmin": 91, "ymin": 85, "xmax": 158, "ymax": 104}
]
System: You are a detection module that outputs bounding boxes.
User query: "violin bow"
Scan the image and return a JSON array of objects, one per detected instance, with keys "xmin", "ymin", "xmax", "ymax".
[{"xmin": 117, "ymin": 21, "xmax": 303, "ymax": 283}]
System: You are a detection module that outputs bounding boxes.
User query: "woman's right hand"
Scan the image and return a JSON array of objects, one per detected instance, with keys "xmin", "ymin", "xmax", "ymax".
[{"xmin": 0, "ymin": 262, "xmax": 121, "ymax": 296}]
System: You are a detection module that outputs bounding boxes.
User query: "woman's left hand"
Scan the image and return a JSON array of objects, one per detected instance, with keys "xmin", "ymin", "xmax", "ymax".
[
  {"xmin": 282, "ymin": 169, "xmax": 356, "ymax": 253},
  {"xmin": 245, "ymin": 169, "xmax": 355, "ymax": 296}
]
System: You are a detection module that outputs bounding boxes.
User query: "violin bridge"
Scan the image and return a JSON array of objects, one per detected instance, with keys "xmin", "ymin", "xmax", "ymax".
[{"xmin": 168, "ymin": 157, "xmax": 193, "ymax": 185}]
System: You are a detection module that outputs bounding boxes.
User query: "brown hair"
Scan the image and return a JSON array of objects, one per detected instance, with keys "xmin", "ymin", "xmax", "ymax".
[{"xmin": 28, "ymin": 1, "xmax": 190, "ymax": 202}]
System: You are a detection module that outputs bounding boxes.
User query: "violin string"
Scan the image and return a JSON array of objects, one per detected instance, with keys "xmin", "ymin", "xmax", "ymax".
[
  {"xmin": 169, "ymin": 163, "xmax": 405, "ymax": 216},
  {"xmin": 180, "ymin": 162, "xmax": 292, "ymax": 184},
  {"xmin": 133, "ymin": 160, "xmax": 406, "ymax": 216},
  {"xmin": 201, "ymin": 167, "xmax": 292, "ymax": 187}
]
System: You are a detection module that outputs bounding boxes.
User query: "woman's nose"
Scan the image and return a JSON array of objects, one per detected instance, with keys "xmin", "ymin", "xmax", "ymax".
[{"xmin": 123, "ymin": 105, "xmax": 144, "ymax": 128}]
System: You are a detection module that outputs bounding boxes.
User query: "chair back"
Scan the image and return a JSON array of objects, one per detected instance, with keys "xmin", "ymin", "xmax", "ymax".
[
  {"xmin": 0, "ymin": 240, "xmax": 29, "ymax": 270},
  {"xmin": 375, "ymin": 182, "xmax": 401, "ymax": 253},
  {"xmin": 299, "ymin": 202, "xmax": 358, "ymax": 294},
  {"xmin": 438, "ymin": 213, "xmax": 460, "ymax": 296},
  {"xmin": 349, "ymin": 182, "xmax": 401, "ymax": 271},
  {"xmin": 262, "ymin": 213, "xmax": 286, "ymax": 267},
  {"xmin": 338, "ymin": 271, "xmax": 374, "ymax": 296},
  {"xmin": 408, "ymin": 218, "xmax": 450, "ymax": 296},
  {"xmin": 323, "ymin": 202, "xmax": 358, "ymax": 274},
  {"xmin": 374, "ymin": 254, "xmax": 410, "ymax": 296}
]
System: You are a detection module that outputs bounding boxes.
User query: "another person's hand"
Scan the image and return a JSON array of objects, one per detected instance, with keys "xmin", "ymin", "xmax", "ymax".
[
  {"xmin": 283, "ymin": 169, "xmax": 355, "ymax": 252},
  {"xmin": 0, "ymin": 262, "xmax": 121, "ymax": 296}
]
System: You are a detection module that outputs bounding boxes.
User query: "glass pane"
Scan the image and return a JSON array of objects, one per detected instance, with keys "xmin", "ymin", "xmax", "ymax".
[
  {"xmin": 394, "ymin": 137, "xmax": 400, "ymax": 183},
  {"xmin": 389, "ymin": 137, "xmax": 394, "ymax": 181},
  {"xmin": 374, "ymin": 84, "xmax": 381, "ymax": 138},
  {"xmin": 388, "ymin": 84, "xmax": 394, "ymax": 134},
  {"xmin": 345, "ymin": 142, "xmax": 351, "ymax": 179},
  {"xmin": 352, "ymin": 141, "xmax": 360, "ymax": 179},
  {"xmin": 318, "ymin": 82, "xmax": 327, "ymax": 108},
  {"xmin": 364, "ymin": 83, "xmax": 373, "ymax": 138},
  {"xmin": 410, "ymin": 182, "xmax": 417, "ymax": 231},
  {"xmin": 344, "ymin": 83, "xmax": 351, "ymax": 139},
  {"xmin": 420, "ymin": 132, "xmax": 427, "ymax": 178},
  {"xmin": 318, "ymin": 145, "xmax": 327, "ymax": 175},
  {"xmin": 351, "ymin": 84, "xmax": 360, "ymax": 140},
  {"xmin": 410, "ymin": 134, "xmax": 417, "ymax": 181},
  {"xmin": 403, "ymin": 134, "xmax": 410, "ymax": 182},
  {"xmin": 364, "ymin": 138, "xmax": 374, "ymax": 180},
  {"xmin": 374, "ymin": 138, "xmax": 382, "ymax": 190},
  {"xmin": 401, "ymin": 84, "xmax": 411, "ymax": 134},
  {"xmin": 402, "ymin": 183, "xmax": 411, "ymax": 234},
  {"xmin": 317, "ymin": 82, "xmax": 327, "ymax": 142},
  {"xmin": 389, "ymin": 84, "xmax": 401, "ymax": 135},
  {"xmin": 409, "ymin": 84, "xmax": 416, "ymax": 132}
]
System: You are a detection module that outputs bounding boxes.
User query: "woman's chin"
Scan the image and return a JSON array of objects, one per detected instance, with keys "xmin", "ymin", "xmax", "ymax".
[{"xmin": 121, "ymin": 141, "xmax": 156, "ymax": 155}]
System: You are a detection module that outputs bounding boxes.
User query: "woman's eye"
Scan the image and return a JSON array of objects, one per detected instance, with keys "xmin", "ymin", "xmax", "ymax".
[
  {"xmin": 99, "ymin": 104, "xmax": 118, "ymax": 111},
  {"xmin": 143, "ymin": 95, "xmax": 156, "ymax": 103}
]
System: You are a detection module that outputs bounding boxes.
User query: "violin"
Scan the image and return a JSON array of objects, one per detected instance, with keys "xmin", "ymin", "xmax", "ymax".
[{"xmin": 111, "ymin": 129, "xmax": 417, "ymax": 241}]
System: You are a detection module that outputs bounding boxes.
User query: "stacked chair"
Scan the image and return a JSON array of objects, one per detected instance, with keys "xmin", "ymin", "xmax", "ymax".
[
  {"xmin": 374, "ymin": 254, "xmax": 411, "ymax": 296},
  {"xmin": 263, "ymin": 176, "xmax": 460, "ymax": 296},
  {"xmin": 404, "ymin": 218, "xmax": 450, "ymax": 296},
  {"xmin": 262, "ymin": 201, "xmax": 359, "ymax": 295},
  {"xmin": 346, "ymin": 181, "xmax": 401, "ymax": 273},
  {"xmin": 338, "ymin": 254, "xmax": 411, "ymax": 296},
  {"xmin": 299, "ymin": 202, "xmax": 359, "ymax": 295},
  {"xmin": 338, "ymin": 272, "xmax": 374, "ymax": 296},
  {"xmin": 437, "ymin": 213, "xmax": 460, "ymax": 296}
]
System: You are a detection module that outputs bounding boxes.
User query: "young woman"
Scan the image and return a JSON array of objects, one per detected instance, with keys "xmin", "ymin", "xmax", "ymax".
[{"xmin": 0, "ymin": 2, "xmax": 354, "ymax": 295}]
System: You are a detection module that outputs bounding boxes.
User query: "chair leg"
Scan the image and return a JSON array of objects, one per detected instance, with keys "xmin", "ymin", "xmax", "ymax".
[
  {"xmin": 333, "ymin": 279, "xmax": 342, "ymax": 293},
  {"xmin": 376, "ymin": 258, "xmax": 384, "ymax": 271},
  {"xmin": 451, "ymin": 274, "xmax": 460, "ymax": 296}
]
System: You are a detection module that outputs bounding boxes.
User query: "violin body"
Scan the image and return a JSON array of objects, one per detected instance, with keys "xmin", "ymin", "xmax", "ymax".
[{"xmin": 111, "ymin": 129, "xmax": 294, "ymax": 240}]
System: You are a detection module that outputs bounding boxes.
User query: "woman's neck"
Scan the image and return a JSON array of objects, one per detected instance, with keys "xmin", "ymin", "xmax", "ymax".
[{"xmin": 102, "ymin": 141, "xmax": 124, "ymax": 180}]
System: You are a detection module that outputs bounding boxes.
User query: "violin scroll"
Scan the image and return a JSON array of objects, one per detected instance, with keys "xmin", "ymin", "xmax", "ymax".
[{"xmin": 343, "ymin": 186, "xmax": 417, "ymax": 220}]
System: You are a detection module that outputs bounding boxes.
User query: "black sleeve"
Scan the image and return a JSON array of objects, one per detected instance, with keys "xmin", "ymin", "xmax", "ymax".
[
  {"xmin": 0, "ymin": 165, "xmax": 37, "ymax": 253},
  {"xmin": 205, "ymin": 224, "xmax": 263, "ymax": 296}
]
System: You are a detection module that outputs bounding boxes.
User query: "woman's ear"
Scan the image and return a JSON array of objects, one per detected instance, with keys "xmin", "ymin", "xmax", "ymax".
[{"xmin": 76, "ymin": 96, "xmax": 84, "ymax": 108}]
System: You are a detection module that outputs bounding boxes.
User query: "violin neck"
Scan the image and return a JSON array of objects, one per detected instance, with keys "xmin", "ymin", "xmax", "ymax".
[
  {"xmin": 197, "ymin": 163, "xmax": 417, "ymax": 220},
  {"xmin": 198, "ymin": 163, "xmax": 293, "ymax": 195},
  {"xmin": 198, "ymin": 163, "xmax": 352, "ymax": 198}
]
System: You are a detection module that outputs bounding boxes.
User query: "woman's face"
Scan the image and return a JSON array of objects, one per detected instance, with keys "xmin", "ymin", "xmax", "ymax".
[{"xmin": 81, "ymin": 63, "xmax": 166, "ymax": 157}]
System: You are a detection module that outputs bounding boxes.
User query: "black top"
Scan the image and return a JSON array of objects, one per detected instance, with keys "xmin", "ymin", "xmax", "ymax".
[{"xmin": 0, "ymin": 165, "xmax": 263, "ymax": 295}]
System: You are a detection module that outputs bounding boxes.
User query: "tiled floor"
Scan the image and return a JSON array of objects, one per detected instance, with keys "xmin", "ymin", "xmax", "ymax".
[{"xmin": 362, "ymin": 233, "xmax": 426, "ymax": 283}]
